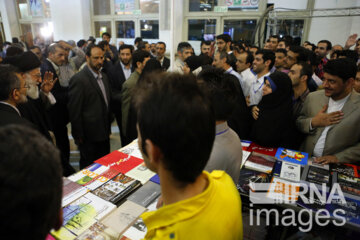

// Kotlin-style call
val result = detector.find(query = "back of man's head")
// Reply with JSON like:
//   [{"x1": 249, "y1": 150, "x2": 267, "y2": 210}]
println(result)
[
  {"x1": 134, "y1": 73, "x2": 215, "y2": 184},
  {"x1": 0, "y1": 125, "x2": 63, "y2": 240},
  {"x1": 132, "y1": 50, "x2": 150, "y2": 68},
  {"x1": 198, "y1": 67, "x2": 237, "y2": 121},
  {"x1": 324, "y1": 58, "x2": 357, "y2": 82},
  {"x1": 338, "y1": 49, "x2": 359, "y2": 63},
  {"x1": 216, "y1": 34, "x2": 232, "y2": 43},
  {"x1": 177, "y1": 42, "x2": 192, "y2": 53},
  {"x1": 256, "y1": 49, "x2": 275, "y2": 70},
  {"x1": 134, "y1": 37, "x2": 143, "y2": 46}
]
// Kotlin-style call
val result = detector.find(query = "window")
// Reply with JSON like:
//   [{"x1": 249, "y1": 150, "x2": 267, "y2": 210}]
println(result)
[
  {"x1": 116, "y1": 21, "x2": 135, "y2": 38},
  {"x1": 188, "y1": 19, "x2": 216, "y2": 41},
  {"x1": 17, "y1": 0, "x2": 30, "y2": 19},
  {"x1": 17, "y1": 0, "x2": 51, "y2": 18},
  {"x1": 140, "y1": 20, "x2": 159, "y2": 39},
  {"x1": 93, "y1": 0, "x2": 111, "y2": 15},
  {"x1": 94, "y1": 21, "x2": 112, "y2": 38},
  {"x1": 189, "y1": 0, "x2": 217, "y2": 12},
  {"x1": 223, "y1": 19, "x2": 257, "y2": 42},
  {"x1": 140, "y1": 0, "x2": 159, "y2": 14},
  {"x1": 277, "y1": 19, "x2": 304, "y2": 43}
]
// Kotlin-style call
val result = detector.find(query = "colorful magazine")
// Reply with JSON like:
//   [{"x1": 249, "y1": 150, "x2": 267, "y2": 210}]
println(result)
[
  {"x1": 275, "y1": 148, "x2": 308, "y2": 165},
  {"x1": 95, "y1": 151, "x2": 143, "y2": 174},
  {"x1": 244, "y1": 151, "x2": 277, "y2": 174}
]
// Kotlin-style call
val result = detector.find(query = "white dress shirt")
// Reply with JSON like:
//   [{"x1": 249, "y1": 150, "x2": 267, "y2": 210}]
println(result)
[
  {"x1": 225, "y1": 66, "x2": 242, "y2": 85},
  {"x1": 312, "y1": 94, "x2": 350, "y2": 157},
  {"x1": 120, "y1": 61, "x2": 132, "y2": 80},
  {"x1": 249, "y1": 72, "x2": 270, "y2": 106},
  {"x1": 240, "y1": 68, "x2": 256, "y2": 98}
]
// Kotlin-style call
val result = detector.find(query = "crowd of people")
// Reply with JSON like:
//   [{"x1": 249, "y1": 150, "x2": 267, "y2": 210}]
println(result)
[{"x1": 0, "y1": 31, "x2": 360, "y2": 239}]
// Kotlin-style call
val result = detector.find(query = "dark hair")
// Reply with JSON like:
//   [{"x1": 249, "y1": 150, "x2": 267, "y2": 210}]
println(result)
[
  {"x1": 270, "y1": 35, "x2": 280, "y2": 42},
  {"x1": 243, "y1": 51, "x2": 254, "y2": 65},
  {"x1": 157, "y1": 41, "x2": 166, "y2": 49},
  {"x1": 0, "y1": 125, "x2": 62, "y2": 240},
  {"x1": 323, "y1": 58, "x2": 357, "y2": 82},
  {"x1": 184, "y1": 55, "x2": 203, "y2": 72},
  {"x1": 132, "y1": 50, "x2": 150, "y2": 68},
  {"x1": 97, "y1": 40, "x2": 109, "y2": 50},
  {"x1": 138, "y1": 58, "x2": 162, "y2": 85},
  {"x1": 119, "y1": 44, "x2": 134, "y2": 53},
  {"x1": 137, "y1": 41, "x2": 149, "y2": 51},
  {"x1": 307, "y1": 50, "x2": 321, "y2": 67},
  {"x1": 77, "y1": 39, "x2": 87, "y2": 48},
  {"x1": 201, "y1": 40, "x2": 211, "y2": 47},
  {"x1": 279, "y1": 39, "x2": 291, "y2": 48},
  {"x1": 6, "y1": 46, "x2": 24, "y2": 57},
  {"x1": 198, "y1": 67, "x2": 237, "y2": 120},
  {"x1": 357, "y1": 65, "x2": 360, "y2": 73},
  {"x1": 338, "y1": 50, "x2": 359, "y2": 63},
  {"x1": 29, "y1": 45, "x2": 41, "y2": 51},
  {"x1": 216, "y1": 34, "x2": 232, "y2": 43},
  {"x1": 275, "y1": 48, "x2": 287, "y2": 55},
  {"x1": 177, "y1": 42, "x2": 192, "y2": 53},
  {"x1": 0, "y1": 65, "x2": 21, "y2": 101},
  {"x1": 134, "y1": 73, "x2": 215, "y2": 184},
  {"x1": 318, "y1": 40, "x2": 332, "y2": 51},
  {"x1": 255, "y1": 49, "x2": 275, "y2": 70},
  {"x1": 295, "y1": 62, "x2": 312, "y2": 82},
  {"x1": 134, "y1": 37, "x2": 143, "y2": 45},
  {"x1": 217, "y1": 50, "x2": 232, "y2": 65},
  {"x1": 85, "y1": 44, "x2": 104, "y2": 57},
  {"x1": 250, "y1": 45, "x2": 259, "y2": 50},
  {"x1": 289, "y1": 45, "x2": 308, "y2": 62},
  {"x1": 283, "y1": 35, "x2": 293, "y2": 45},
  {"x1": 101, "y1": 32, "x2": 111, "y2": 38}
]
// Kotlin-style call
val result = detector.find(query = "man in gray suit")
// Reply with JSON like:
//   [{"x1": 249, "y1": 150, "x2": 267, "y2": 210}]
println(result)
[
  {"x1": 296, "y1": 58, "x2": 359, "y2": 164},
  {"x1": 68, "y1": 44, "x2": 111, "y2": 169}
]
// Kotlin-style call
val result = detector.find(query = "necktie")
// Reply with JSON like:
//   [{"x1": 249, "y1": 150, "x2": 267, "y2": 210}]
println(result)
[{"x1": 97, "y1": 75, "x2": 108, "y2": 107}]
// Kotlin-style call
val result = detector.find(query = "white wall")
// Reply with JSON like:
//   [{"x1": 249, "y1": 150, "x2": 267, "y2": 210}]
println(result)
[
  {"x1": 50, "y1": 0, "x2": 91, "y2": 41},
  {"x1": 308, "y1": 0, "x2": 360, "y2": 46},
  {"x1": 0, "y1": 0, "x2": 20, "y2": 41},
  {"x1": 268, "y1": 0, "x2": 308, "y2": 10}
]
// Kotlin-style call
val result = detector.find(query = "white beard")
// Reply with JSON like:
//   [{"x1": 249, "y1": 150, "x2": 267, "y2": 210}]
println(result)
[{"x1": 27, "y1": 83, "x2": 39, "y2": 99}]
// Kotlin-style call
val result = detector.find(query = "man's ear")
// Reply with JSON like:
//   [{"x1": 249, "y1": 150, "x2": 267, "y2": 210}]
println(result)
[
  {"x1": 346, "y1": 77, "x2": 355, "y2": 88},
  {"x1": 145, "y1": 139, "x2": 162, "y2": 168},
  {"x1": 265, "y1": 59, "x2": 271, "y2": 68},
  {"x1": 300, "y1": 75, "x2": 308, "y2": 84}
]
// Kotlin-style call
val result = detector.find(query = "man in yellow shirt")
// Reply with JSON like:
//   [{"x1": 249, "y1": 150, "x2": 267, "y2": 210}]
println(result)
[{"x1": 134, "y1": 72, "x2": 243, "y2": 240}]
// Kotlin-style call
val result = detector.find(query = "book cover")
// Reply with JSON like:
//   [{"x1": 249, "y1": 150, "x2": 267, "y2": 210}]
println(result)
[
  {"x1": 241, "y1": 140, "x2": 252, "y2": 151},
  {"x1": 92, "y1": 173, "x2": 141, "y2": 204},
  {"x1": 101, "y1": 201, "x2": 146, "y2": 237},
  {"x1": 76, "y1": 222, "x2": 119, "y2": 240},
  {"x1": 119, "y1": 140, "x2": 144, "y2": 160},
  {"x1": 68, "y1": 163, "x2": 109, "y2": 186},
  {"x1": 127, "y1": 181, "x2": 162, "y2": 207},
  {"x1": 125, "y1": 163, "x2": 156, "y2": 184},
  {"x1": 247, "y1": 142, "x2": 277, "y2": 156},
  {"x1": 84, "y1": 168, "x2": 120, "y2": 191},
  {"x1": 237, "y1": 168, "x2": 271, "y2": 194},
  {"x1": 333, "y1": 172, "x2": 360, "y2": 196},
  {"x1": 304, "y1": 166, "x2": 330, "y2": 186},
  {"x1": 267, "y1": 177, "x2": 300, "y2": 204},
  {"x1": 95, "y1": 151, "x2": 143, "y2": 174},
  {"x1": 331, "y1": 163, "x2": 360, "y2": 177},
  {"x1": 244, "y1": 151, "x2": 277, "y2": 174},
  {"x1": 241, "y1": 150, "x2": 251, "y2": 169},
  {"x1": 272, "y1": 160, "x2": 282, "y2": 177},
  {"x1": 326, "y1": 193, "x2": 360, "y2": 227},
  {"x1": 62, "y1": 178, "x2": 88, "y2": 207},
  {"x1": 52, "y1": 193, "x2": 116, "y2": 238},
  {"x1": 296, "y1": 185, "x2": 329, "y2": 211},
  {"x1": 150, "y1": 174, "x2": 160, "y2": 185},
  {"x1": 280, "y1": 162, "x2": 301, "y2": 182},
  {"x1": 121, "y1": 217, "x2": 147, "y2": 240},
  {"x1": 275, "y1": 148, "x2": 308, "y2": 166},
  {"x1": 308, "y1": 157, "x2": 329, "y2": 170}
]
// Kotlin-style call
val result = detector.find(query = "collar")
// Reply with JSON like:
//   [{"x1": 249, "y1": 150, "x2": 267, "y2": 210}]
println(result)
[
  {"x1": 47, "y1": 58, "x2": 59, "y2": 72},
  {"x1": 87, "y1": 64, "x2": 102, "y2": 80},
  {"x1": 0, "y1": 101, "x2": 21, "y2": 116},
  {"x1": 141, "y1": 171, "x2": 213, "y2": 232},
  {"x1": 300, "y1": 88, "x2": 310, "y2": 101},
  {"x1": 120, "y1": 61, "x2": 131, "y2": 71},
  {"x1": 256, "y1": 72, "x2": 270, "y2": 82},
  {"x1": 216, "y1": 122, "x2": 229, "y2": 136},
  {"x1": 329, "y1": 93, "x2": 351, "y2": 105},
  {"x1": 225, "y1": 67, "x2": 233, "y2": 74}
]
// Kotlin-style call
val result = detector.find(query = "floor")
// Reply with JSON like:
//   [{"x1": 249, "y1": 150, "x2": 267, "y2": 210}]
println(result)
[{"x1": 68, "y1": 121, "x2": 122, "y2": 172}]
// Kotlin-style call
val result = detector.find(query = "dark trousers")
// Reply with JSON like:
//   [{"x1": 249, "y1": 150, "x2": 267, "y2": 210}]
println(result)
[
  {"x1": 79, "y1": 139, "x2": 110, "y2": 169},
  {"x1": 53, "y1": 125, "x2": 75, "y2": 176}
]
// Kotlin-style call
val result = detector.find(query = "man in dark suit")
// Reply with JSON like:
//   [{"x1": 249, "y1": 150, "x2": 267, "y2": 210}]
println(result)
[
  {"x1": 102, "y1": 32, "x2": 118, "y2": 63},
  {"x1": 40, "y1": 43, "x2": 71, "y2": 173},
  {"x1": 68, "y1": 44, "x2": 111, "y2": 169},
  {"x1": 156, "y1": 41, "x2": 170, "y2": 70},
  {"x1": 108, "y1": 44, "x2": 134, "y2": 143},
  {"x1": 0, "y1": 64, "x2": 35, "y2": 129}
]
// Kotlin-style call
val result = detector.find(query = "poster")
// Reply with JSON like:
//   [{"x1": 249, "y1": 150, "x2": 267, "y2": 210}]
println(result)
[
  {"x1": 226, "y1": 0, "x2": 259, "y2": 9},
  {"x1": 30, "y1": 0, "x2": 43, "y2": 17},
  {"x1": 115, "y1": 0, "x2": 135, "y2": 13}
]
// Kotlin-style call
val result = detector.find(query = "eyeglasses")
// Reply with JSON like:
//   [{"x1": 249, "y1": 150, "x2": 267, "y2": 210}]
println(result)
[{"x1": 30, "y1": 73, "x2": 42, "y2": 79}]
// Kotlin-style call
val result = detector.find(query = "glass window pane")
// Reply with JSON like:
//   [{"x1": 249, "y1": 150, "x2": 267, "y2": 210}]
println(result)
[
  {"x1": 116, "y1": 21, "x2": 135, "y2": 38},
  {"x1": 224, "y1": 20, "x2": 257, "y2": 42},
  {"x1": 94, "y1": 21, "x2": 112, "y2": 38},
  {"x1": 188, "y1": 19, "x2": 216, "y2": 41},
  {"x1": 115, "y1": 0, "x2": 135, "y2": 15},
  {"x1": 277, "y1": 20, "x2": 304, "y2": 43},
  {"x1": 189, "y1": 0, "x2": 217, "y2": 12},
  {"x1": 227, "y1": 0, "x2": 259, "y2": 11},
  {"x1": 30, "y1": 0, "x2": 44, "y2": 17},
  {"x1": 21, "y1": 24, "x2": 32, "y2": 36},
  {"x1": 140, "y1": 0, "x2": 159, "y2": 14},
  {"x1": 44, "y1": 0, "x2": 51, "y2": 18},
  {"x1": 93, "y1": 0, "x2": 111, "y2": 15},
  {"x1": 140, "y1": 20, "x2": 159, "y2": 39},
  {"x1": 17, "y1": 0, "x2": 29, "y2": 19}
]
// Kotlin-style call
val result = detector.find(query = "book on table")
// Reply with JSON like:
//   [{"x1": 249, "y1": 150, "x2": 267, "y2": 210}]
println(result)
[
  {"x1": 96, "y1": 151, "x2": 144, "y2": 174},
  {"x1": 275, "y1": 148, "x2": 308, "y2": 166},
  {"x1": 127, "y1": 181, "x2": 162, "y2": 207},
  {"x1": 62, "y1": 177, "x2": 88, "y2": 207},
  {"x1": 244, "y1": 151, "x2": 277, "y2": 174}
]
